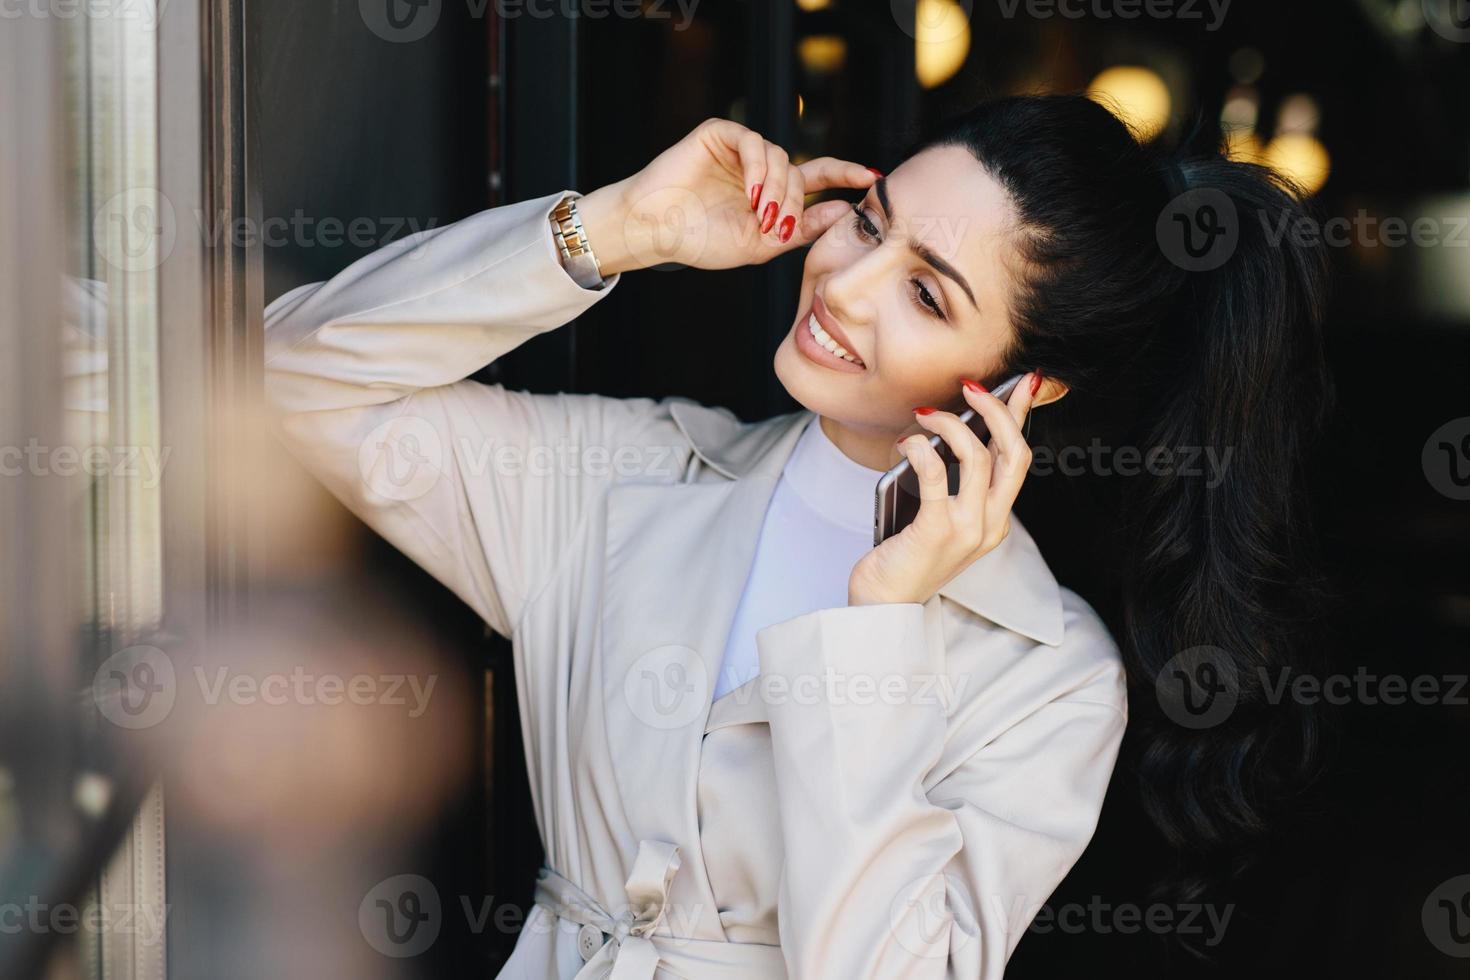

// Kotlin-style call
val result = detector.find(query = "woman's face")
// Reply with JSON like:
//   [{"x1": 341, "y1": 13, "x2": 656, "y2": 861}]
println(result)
[{"x1": 774, "y1": 145, "x2": 1024, "y2": 435}]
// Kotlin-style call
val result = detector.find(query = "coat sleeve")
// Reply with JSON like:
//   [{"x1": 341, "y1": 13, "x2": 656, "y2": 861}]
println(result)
[
  {"x1": 755, "y1": 602, "x2": 1126, "y2": 979},
  {"x1": 264, "y1": 190, "x2": 673, "y2": 637}
]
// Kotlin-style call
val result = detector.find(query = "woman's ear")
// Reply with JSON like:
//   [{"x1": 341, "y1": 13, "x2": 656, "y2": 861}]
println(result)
[{"x1": 1033, "y1": 376, "x2": 1069, "y2": 408}]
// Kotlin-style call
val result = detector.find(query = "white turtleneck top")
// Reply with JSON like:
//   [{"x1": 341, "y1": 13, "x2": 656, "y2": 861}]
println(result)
[{"x1": 713, "y1": 415, "x2": 887, "y2": 700}]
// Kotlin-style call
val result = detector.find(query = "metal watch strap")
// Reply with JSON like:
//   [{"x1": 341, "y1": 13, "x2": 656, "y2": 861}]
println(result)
[{"x1": 549, "y1": 194, "x2": 606, "y2": 290}]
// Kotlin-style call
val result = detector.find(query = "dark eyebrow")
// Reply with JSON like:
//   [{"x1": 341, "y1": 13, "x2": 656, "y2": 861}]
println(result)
[{"x1": 871, "y1": 176, "x2": 979, "y2": 313}]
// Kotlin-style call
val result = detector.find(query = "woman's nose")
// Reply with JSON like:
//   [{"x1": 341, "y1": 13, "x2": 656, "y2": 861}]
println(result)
[{"x1": 821, "y1": 249, "x2": 883, "y2": 327}]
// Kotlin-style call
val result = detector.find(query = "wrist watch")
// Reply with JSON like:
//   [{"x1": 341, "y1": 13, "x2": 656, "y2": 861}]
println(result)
[{"x1": 549, "y1": 194, "x2": 607, "y2": 290}]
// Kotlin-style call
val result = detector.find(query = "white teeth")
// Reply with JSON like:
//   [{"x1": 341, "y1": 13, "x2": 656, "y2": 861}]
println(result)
[{"x1": 808, "y1": 312, "x2": 862, "y2": 365}]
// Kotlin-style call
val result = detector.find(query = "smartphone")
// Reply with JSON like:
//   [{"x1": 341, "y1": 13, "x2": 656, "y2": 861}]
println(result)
[{"x1": 873, "y1": 373, "x2": 1027, "y2": 546}]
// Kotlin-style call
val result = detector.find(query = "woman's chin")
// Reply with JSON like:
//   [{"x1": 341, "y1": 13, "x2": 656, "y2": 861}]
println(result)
[
  {"x1": 772, "y1": 333, "x2": 822, "y2": 413},
  {"x1": 773, "y1": 332, "x2": 860, "y2": 421}
]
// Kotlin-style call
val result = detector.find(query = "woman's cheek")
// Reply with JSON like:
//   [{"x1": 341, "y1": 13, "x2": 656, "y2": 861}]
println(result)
[
  {"x1": 877, "y1": 329, "x2": 953, "y2": 403},
  {"x1": 803, "y1": 232, "x2": 843, "y2": 275}
]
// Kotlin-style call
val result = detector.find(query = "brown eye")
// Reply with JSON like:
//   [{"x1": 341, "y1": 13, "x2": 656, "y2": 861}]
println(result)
[
  {"x1": 850, "y1": 203, "x2": 879, "y2": 241},
  {"x1": 912, "y1": 279, "x2": 945, "y2": 320}
]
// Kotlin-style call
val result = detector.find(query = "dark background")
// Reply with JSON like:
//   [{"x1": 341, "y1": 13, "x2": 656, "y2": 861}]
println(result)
[{"x1": 249, "y1": 0, "x2": 1470, "y2": 975}]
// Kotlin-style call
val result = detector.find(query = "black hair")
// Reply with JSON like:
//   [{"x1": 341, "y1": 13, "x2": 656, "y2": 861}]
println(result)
[{"x1": 902, "y1": 94, "x2": 1332, "y2": 943}]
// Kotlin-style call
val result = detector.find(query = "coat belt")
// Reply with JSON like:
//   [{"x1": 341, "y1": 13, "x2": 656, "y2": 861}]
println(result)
[{"x1": 532, "y1": 839, "x2": 787, "y2": 980}]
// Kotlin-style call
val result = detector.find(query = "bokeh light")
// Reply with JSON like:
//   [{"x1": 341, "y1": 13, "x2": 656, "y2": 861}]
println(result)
[
  {"x1": 914, "y1": 0, "x2": 971, "y2": 89},
  {"x1": 1087, "y1": 65, "x2": 1171, "y2": 141},
  {"x1": 1263, "y1": 132, "x2": 1331, "y2": 195}
]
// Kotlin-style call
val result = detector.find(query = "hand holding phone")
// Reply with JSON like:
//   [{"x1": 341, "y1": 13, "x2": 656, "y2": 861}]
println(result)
[
  {"x1": 873, "y1": 373, "x2": 1028, "y2": 547},
  {"x1": 851, "y1": 371, "x2": 1040, "y2": 607}
]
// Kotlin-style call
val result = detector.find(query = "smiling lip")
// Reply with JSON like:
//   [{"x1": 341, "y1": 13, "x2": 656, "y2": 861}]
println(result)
[
  {"x1": 796, "y1": 311, "x2": 865, "y2": 372},
  {"x1": 811, "y1": 293, "x2": 863, "y2": 365}
]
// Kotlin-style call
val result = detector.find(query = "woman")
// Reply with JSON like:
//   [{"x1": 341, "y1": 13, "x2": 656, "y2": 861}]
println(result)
[{"x1": 264, "y1": 95, "x2": 1328, "y2": 977}]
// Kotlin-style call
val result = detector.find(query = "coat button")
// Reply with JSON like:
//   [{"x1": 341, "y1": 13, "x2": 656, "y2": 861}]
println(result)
[{"x1": 576, "y1": 923, "x2": 604, "y2": 961}]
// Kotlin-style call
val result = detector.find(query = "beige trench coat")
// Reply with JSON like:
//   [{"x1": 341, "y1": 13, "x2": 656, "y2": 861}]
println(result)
[{"x1": 264, "y1": 190, "x2": 1128, "y2": 979}]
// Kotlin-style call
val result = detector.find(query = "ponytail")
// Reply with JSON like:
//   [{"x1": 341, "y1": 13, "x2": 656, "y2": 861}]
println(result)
[{"x1": 1122, "y1": 154, "x2": 1332, "y2": 884}]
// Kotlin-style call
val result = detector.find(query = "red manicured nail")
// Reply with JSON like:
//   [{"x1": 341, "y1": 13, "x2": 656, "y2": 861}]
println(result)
[
  {"x1": 760, "y1": 200, "x2": 778, "y2": 234},
  {"x1": 777, "y1": 214, "x2": 796, "y2": 243},
  {"x1": 866, "y1": 167, "x2": 884, "y2": 178},
  {"x1": 913, "y1": 406, "x2": 938, "y2": 415},
  {"x1": 1029, "y1": 371, "x2": 1043, "y2": 397},
  {"x1": 750, "y1": 183, "x2": 762, "y2": 210},
  {"x1": 961, "y1": 378, "x2": 986, "y2": 393}
]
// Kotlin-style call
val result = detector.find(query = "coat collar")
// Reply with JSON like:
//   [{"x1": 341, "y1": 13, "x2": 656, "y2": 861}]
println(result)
[{"x1": 667, "y1": 399, "x2": 1066, "y2": 647}]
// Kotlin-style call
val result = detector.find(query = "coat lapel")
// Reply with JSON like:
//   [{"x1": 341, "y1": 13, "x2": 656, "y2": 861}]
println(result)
[
  {"x1": 598, "y1": 403, "x2": 808, "y2": 938},
  {"x1": 934, "y1": 517, "x2": 1065, "y2": 646}
]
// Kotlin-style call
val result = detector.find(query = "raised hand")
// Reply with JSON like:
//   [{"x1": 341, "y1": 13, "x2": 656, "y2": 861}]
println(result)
[
  {"x1": 848, "y1": 374, "x2": 1042, "y2": 607},
  {"x1": 577, "y1": 117, "x2": 879, "y2": 275}
]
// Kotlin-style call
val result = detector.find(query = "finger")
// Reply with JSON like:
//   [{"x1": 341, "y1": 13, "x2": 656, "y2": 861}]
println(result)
[
  {"x1": 913, "y1": 407, "x2": 991, "y2": 514},
  {"x1": 897, "y1": 434, "x2": 949, "y2": 503},
  {"x1": 781, "y1": 199, "x2": 851, "y2": 248},
  {"x1": 796, "y1": 156, "x2": 881, "y2": 193},
  {"x1": 697, "y1": 116, "x2": 750, "y2": 150},
  {"x1": 961, "y1": 382, "x2": 1029, "y2": 471},
  {"x1": 737, "y1": 128, "x2": 768, "y2": 211},
  {"x1": 1003, "y1": 370, "x2": 1040, "y2": 428},
  {"x1": 755, "y1": 143, "x2": 789, "y2": 236},
  {"x1": 775, "y1": 164, "x2": 806, "y2": 244},
  {"x1": 983, "y1": 440, "x2": 1030, "y2": 549},
  {"x1": 960, "y1": 386, "x2": 1034, "y2": 534}
]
